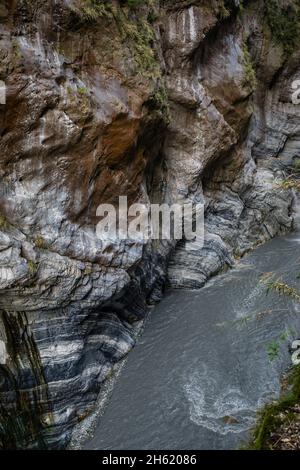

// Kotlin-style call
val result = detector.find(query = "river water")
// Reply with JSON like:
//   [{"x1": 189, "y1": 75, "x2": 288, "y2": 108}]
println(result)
[{"x1": 84, "y1": 232, "x2": 300, "y2": 450}]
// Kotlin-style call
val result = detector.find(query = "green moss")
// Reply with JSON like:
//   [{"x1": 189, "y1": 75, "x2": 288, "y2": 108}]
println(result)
[
  {"x1": 0, "y1": 213, "x2": 9, "y2": 230},
  {"x1": 241, "y1": 42, "x2": 257, "y2": 91},
  {"x1": 71, "y1": 0, "x2": 154, "y2": 22},
  {"x1": 145, "y1": 82, "x2": 170, "y2": 123},
  {"x1": 248, "y1": 365, "x2": 300, "y2": 449},
  {"x1": 77, "y1": 86, "x2": 89, "y2": 96},
  {"x1": 265, "y1": 0, "x2": 300, "y2": 56},
  {"x1": 27, "y1": 260, "x2": 38, "y2": 276},
  {"x1": 113, "y1": 9, "x2": 159, "y2": 79},
  {"x1": 70, "y1": 0, "x2": 113, "y2": 22},
  {"x1": 34, "y1": 236, "x2": 48, "y2": 250},
  {"x1": 70, "y1": 1, "x2": 160, "y2": 80}
]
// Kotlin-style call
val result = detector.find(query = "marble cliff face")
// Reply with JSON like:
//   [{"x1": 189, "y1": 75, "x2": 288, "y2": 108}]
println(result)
[{"x1": 0, "y1": 0, "x2": 299, "y2": 448}]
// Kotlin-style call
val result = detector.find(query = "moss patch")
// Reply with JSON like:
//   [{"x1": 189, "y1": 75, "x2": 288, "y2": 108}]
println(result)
[
  {"x1": 68, "y1": 1, "x2": 161, "y2": 80},
  {"x1": 69, "y1": 0, "x2": 113, "y2": 22},
  {"x1": 34, "y1": 236, "x2": 48, "y2": 250},
  {"x1": 265, "y1": 0, "x2": 300, "y2": 56},
  {"x1": 241, "y1": 42, "x2": 257, "y2": 91},
  {"x1": 113, "y1": 6, "x2": 160, "y2": 79},
  {"x1": 0, "y1": 213, "x2": 9, "y2": 230}
]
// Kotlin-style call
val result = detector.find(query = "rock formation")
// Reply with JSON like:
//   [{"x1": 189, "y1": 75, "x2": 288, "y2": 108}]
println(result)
[{"x1": 0, "y1": 0, "x2": 299, "y2": 449}]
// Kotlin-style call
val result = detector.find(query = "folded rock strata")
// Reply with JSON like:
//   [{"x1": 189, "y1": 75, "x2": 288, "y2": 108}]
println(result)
[{"x1": 0, "y1": 0, "x2": 299, "y2": 448}]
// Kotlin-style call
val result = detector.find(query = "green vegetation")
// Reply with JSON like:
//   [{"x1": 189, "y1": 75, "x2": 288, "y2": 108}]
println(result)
[
  {"x1": 27, "y1": 260, "x2": 38, "y2": 276},
  {"x1": 70, "y1": 0, "x2": 113, "y2": 22},
  {"x1": 267, "y1": 340, "x2": 280, "y2": 361},
  {"x1": 113, "y1": 8, "x2": 159, "y2": 79},
  {"x1": 293, "y1": 159, "x2": 300, "y2": 174},
  {"x1": 266, "y1": 328, "x2": 296, "y2": 362},
  {"x1": 34, "y1": 236, "x2": 48, "y2": 250},
  {"x1": 70, "y1": 0, "x2": 154, "y2": 22},
  {"x1": 249, "y1": 364, "x2": 300, "y2": 449},
  {"x1": 265, "y1": 278, "x2": 300, "y2": 302},
  {"x1": 280, "y1": 328, "x2": 296, "y2": 342},
  {"x1": 247, "y1": 274, "x2": 300, "y2": 449},
  {"x1": 70, "y1": 1, "x2": 160, "y2": 79},
  {"x1": 0, "y1": 213, "x2": 9, "y2": 230},
  {"x1": 77, "y1": 86, "x2": 89, "y2": 96},
  {"x1": 217, "y1": 0, "x2": 244, "y2": 20},
  {"x1": 277, "y1": 178, "x2": 300, "y2": 191},
  {"x1": 145, "y1": 83, "x2": 170, "y2": 122},
  {"x1": 265, "y1": 0, "x2": 300, "y2": 56},
  {"x1": 241, "y1": 42, "x2": 257, "y2": 91},
  {"x1": 218, "y1": 3, "x2": 231, "y2": 19}
]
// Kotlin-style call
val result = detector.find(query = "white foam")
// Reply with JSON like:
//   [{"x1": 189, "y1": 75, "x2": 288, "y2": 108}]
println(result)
[{"x1": 184, "y1": 367, "x2": 256, "y2": 434}]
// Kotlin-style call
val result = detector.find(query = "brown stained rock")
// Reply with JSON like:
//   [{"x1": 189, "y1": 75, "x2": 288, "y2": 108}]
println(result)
[{"x1": 0, "y1": 0, "x2": 299, "y2": 449}]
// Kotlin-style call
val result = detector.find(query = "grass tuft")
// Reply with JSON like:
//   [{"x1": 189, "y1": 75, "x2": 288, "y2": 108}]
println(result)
[{"x1": 248, "y1": 365, "x2": 300, "y2": 449}]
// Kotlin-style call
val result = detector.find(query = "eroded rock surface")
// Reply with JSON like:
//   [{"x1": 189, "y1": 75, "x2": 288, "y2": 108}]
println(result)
[{"x1": 0, "y1": 0, "x2": 299, "y2": 448}]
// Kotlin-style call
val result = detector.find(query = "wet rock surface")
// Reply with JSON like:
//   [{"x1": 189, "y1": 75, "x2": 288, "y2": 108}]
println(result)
[{"x1": 0, "y1": 0, "x2": 299, "y2": 448}]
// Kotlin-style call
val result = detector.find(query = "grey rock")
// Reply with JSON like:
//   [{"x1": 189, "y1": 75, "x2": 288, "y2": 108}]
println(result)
[{"x1": 0, "y1": 0, "x2": 299, "y2": 449}]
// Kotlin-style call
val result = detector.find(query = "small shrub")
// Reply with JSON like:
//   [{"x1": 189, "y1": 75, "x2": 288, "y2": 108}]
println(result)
[
  {"x1": 145, "y1": 83, "x2": 170, "y2": 122},
  {"x1": 147, "y1": 10, "x2": 158, "y2": 23}
]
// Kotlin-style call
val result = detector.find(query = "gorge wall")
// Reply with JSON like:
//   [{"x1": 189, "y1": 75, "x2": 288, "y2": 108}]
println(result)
[{"x1": 0, "y1": 0, "x2": 299, "y2": 449}]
